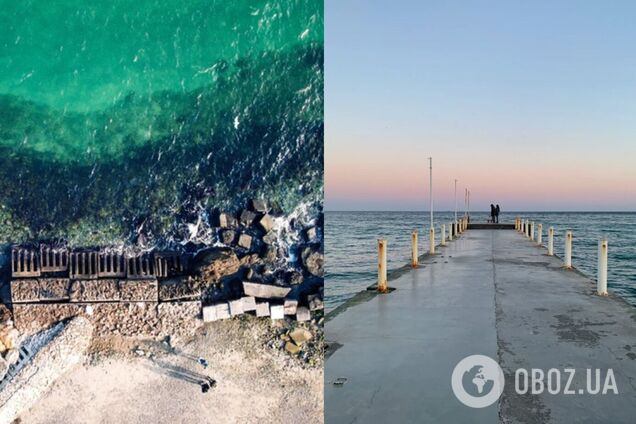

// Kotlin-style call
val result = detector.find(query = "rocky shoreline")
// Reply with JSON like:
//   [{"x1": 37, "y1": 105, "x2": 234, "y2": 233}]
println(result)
[{"x1": 0, "y1": 199, "x2": 324, "y2": 389}]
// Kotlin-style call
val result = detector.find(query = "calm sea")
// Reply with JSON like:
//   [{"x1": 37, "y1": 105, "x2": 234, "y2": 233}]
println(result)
[{"x1": 325, "y1": 211, "x2": 636, "y2": 311}]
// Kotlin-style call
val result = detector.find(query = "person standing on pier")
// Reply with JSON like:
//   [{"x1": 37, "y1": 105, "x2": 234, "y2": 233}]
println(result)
[
  {"x1": 490, "y1": 204, "x2": 496, "y2": 223},
  {"x1": 495, "y1": 204, "x2": 500, "y2": 223}
]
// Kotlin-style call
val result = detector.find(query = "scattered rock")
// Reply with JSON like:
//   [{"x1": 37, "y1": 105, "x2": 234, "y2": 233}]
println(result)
[
  {"x1": 286, "y1": 270, "x2": 304, "y2": 286},
  {"x1": 308, "y1": 294, "x2": 324, "y2": 311},
  {"x1": 306, "y1": 227, "x2": 317, "y2": 242},
  {"x1": 238, "y1": 234, "x2": 252, "y2": 249},
  {"x1": 0, "y1": 325, "x2": 20, "y2": 351},
  {"x1": 192, "y1": 248, "x2": 240, "y2": 282},
  {"x1": 0, "y1": 305, "x2": 12, "y2": 323},
  {"x1": 296, "y1": 307, "x2": 311, "y2": 322},
  {"x1": 240, "y1": 253, "x2": 261, "y2": 267},
  {"x1": 240, "y1": 210, "x2": 257, "y2": 227},
  {"x1": 0, "y1": 356, "x2": 8, "y2": 381},
  {"x1": 290, "y1": 328, "x2": 313, "y2": 345},
  {"x1": 262, "y1": 246, "x2": 278, "y2": 264},
  {"x1": 221, "y1": 230, "x2": 236, "y2": 245},
  {"x1": 285, "y1": 341, "x2": 301, "y2": 354},
  {"x1": 251, "y1": 199, "x2": 268, "y2": 213},
  {"x1": 218, "y1": 212, "x2": 238, "y2": 229},
  {"x1": 4, "y1": 348, "x2": 19, "y2": 365},
  {"x1": 262, "y1": 231, "x2": 277, "y2": 245},
  {"x1": 301, "y1": 248, "x2": 324, "y2": 277}
]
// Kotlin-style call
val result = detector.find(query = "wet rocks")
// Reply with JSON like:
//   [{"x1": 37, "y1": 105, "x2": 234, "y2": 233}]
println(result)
[
  {"x1": 218, "y1": 212, "x2": 238, "y2": 229},
  {"x1": 251, "y1": 199, "x2": 268, "y2": 213},
  {"x1": 301, "y1": 247, "x2": 324, "y2": 277},
  {"x1": 192, "y1": 248, "x2": 240, "y2": 282},
  {"x1": 239, "y1": 210, "x2": 257, "y2": 227},
  {"x1": 220, "y1": 230, "x2": 236, "y2": 245},
  {"x1": 262, "y1": 231, "x2": 277, "y2": 245}
]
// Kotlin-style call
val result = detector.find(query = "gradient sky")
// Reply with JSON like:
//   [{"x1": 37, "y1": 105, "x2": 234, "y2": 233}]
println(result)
[{"x1": 325, "y1": 0, "x2": 636, "y2": 211}]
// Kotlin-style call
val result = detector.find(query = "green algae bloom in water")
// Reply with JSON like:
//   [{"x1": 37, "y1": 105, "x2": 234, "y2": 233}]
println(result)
[{"x1": 0, "y1": 0, "x2": 324, "y2": 246}]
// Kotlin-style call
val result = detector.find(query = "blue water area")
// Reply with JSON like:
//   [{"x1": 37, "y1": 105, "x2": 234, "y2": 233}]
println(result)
[
  {"x1": 325, "y1": 211, "x2": 636, "y2": 311},
  {"x1": 0, "y1": 1, "x2": 323, "y2": 248}
]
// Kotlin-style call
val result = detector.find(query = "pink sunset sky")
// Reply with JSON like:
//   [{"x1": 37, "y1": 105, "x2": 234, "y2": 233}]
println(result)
[{"x1": 325, "y1": 1, "x2": 636, "y2": 211}]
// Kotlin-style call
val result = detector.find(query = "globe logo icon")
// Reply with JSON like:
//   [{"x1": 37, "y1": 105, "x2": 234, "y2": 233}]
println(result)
[
  {"x1": 462, "y1": 365, "x2": 495, "y2": 397},
  {"x1": 451, "y1": 355, "x2": 505, "y2": 408}
]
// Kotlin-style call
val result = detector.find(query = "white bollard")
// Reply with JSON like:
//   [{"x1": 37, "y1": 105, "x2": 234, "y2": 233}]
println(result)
[
  {"x1": 411, "y1": 231, "x2": 418, "y2": 268},
  {"x1": 537, "y1": 223, "x2": 542, "y2": 245},
  {"x1": 441, "y1": 224, "x2": 446, "y2": 246},
  {"x1": 548, "y1": 227, "x2": 554, "y2": 256},
  {"x1": 530, "y1": 221, "x2": 535, "y2": 241},
  {"x1": 564, "y1": 231, "x2": 572, "y2": 269},
  {"x1": 378, "y1": 239, "x2": 388, "y2": 293},
  {"x1": 597, "y1": 239, "x2": 608, "y2": 296},
  {"x1": 448, "y1": 222, "x2": 453, "y2": 241},
  {"x1": 429, "y1": 227, "x2": 435, "y2": 254}
]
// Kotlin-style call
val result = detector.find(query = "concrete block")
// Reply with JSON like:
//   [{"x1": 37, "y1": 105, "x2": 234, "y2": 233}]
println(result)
[
  {"x1": 215, "y1": 302, "x2": 231, "y2": 320},
  {"x1": 243, "y1": 282, "x2": 291, "y2": 299},
  {"x1": 255, "y1": 302, "x2": 270, "y2": 317},
  {"x1": 296, "y1": 306, "x2": 311, "y2": 322},
  {"x1": 238, "y1": 234, "x2": 252, "y2": 249},
  {"x1": 202, "y1": 305, "x2": 217, "y2": 322},
  {"x1": 258, "y1": 214, "x2": 274, "y2": 232},
  {"x1": 241, "y1": 296, "x2": 257, "y2": 312},
  {"x1": 228, "y1": 299, "x2": 244, "y2": 316},
  {"x1": 270, "y1": 304, "x2": 285, "y2": 320},
  {"x1": 251, "y1": 199, "x2": 268, "y2": 212},
  {"x1": 284, "y1": 299, "x2": 298, "y2": 315}
]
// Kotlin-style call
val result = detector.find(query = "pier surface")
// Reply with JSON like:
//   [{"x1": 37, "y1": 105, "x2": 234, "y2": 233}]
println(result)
[{"x1": 325, "y1": 229, "x2": 636, "y2": 423}]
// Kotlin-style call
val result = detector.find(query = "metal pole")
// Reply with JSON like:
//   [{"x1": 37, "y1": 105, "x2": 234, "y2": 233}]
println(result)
[
  {"x1": 548, "y1": 227, "x2": 554, "y2": 255},
  {"x1": 429, "y1": 227, "x2": 435, "y2": 254},
  {"x1": 429, "y1": 157, "x2": 433, "y2": 230},
  {"x1": 441, "y1": 224, "x2": 446, "y2": 246},
  {"x1": 537, "y1": 223, "x2": 543, "y2": 245},
  {"x1": 467, "y1": 190, "x2": 470, "y2": 222},
  {"x1": 454, "y1": 179, "x2": 458, "y2": 224}
]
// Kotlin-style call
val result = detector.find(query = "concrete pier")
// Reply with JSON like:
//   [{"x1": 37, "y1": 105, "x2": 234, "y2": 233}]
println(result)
[{"x1": 325, "y1": 229, "x2": 636, "y2": 423}]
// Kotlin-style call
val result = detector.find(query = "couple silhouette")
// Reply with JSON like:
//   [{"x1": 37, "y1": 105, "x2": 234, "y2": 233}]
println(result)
[{"x1": 490, "y1": 204, "x2": 500, "y2": 223}]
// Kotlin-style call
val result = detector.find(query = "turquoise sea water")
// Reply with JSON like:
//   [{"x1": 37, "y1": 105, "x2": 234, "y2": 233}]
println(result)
[
  {"x1": 325, "y1": 211, "x2": 636, "y2": 311},
  {"x1": 0, "y1": 0, "x2": 323, "y2": 247}
]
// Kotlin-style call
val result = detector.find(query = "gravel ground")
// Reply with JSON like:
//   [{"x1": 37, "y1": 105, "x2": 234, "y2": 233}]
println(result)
[{"x1": 17, "y1": 316, "x2": 323, "y2": 424}]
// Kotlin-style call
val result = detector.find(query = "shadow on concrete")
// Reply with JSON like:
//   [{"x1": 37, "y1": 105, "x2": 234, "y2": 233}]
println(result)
[{"x1": 146, "y1": 358, "x2": 215, "y2": 390}]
